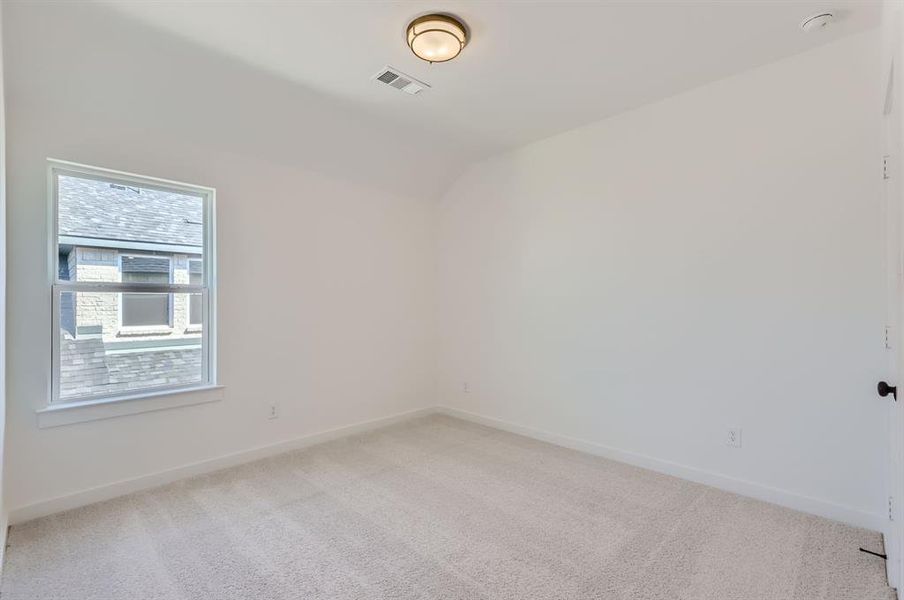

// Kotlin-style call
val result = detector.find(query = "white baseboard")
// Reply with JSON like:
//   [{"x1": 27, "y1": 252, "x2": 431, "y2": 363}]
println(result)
[
  {"x1": 436, "y1": 406, "x2": 885, "y2": 532},
  {"x1": 8, "y1": 407, "x2": 436, "y2": 525}
]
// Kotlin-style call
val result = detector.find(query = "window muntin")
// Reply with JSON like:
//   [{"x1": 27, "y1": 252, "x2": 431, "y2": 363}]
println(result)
[{"x1": 51, "y1": 162, "x2": 215, "y2": 404}]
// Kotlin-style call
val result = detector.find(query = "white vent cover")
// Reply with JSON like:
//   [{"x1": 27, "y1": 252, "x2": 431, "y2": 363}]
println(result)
[{"x1": 372, "y1": 66, "x2": 430, "y2": 95}]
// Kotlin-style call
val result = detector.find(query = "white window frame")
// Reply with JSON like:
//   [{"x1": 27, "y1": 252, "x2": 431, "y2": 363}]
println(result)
[
  {"x1": 117, "y1": 253, "x2": 174, "y2": 332},
  {"x1": 47, "y1": 159, "x2": 218, "y2": 410}
]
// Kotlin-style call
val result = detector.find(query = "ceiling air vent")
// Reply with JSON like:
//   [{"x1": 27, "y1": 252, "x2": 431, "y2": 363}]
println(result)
[{"x1": 372, "y1": 66, "x2": 430, "y2": 95}]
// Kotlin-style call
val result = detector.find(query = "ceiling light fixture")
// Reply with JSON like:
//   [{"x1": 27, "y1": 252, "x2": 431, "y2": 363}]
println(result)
[{"x1": 406, "y1": 14, "x2": 468, "y2": 63}]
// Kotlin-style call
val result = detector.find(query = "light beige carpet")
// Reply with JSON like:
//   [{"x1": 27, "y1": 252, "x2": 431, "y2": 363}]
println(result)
[{"x1": 1, "y1": 414, "x2": 895, "y2": 599}]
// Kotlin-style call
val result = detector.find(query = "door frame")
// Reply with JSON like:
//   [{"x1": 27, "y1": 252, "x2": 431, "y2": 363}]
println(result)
[{"x1": 882, "y1": 1, "x2": 904, "y2": 590}]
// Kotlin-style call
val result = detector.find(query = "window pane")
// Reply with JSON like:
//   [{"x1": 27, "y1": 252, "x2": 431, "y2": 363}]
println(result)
[
  {"x1": 122, "y1": 293, "x2": 170, "y2": 327},
  {"x1": 59, "y1": 291, "x2": 203, "y2": 401},
  {"x1": 57, "y1": 174, "x2": 203, "y2": 283},
  {"x1": 189, "y1": 294, "x2": 203, "y2": 325},
  {"x1": 121, "y1": 255, "x2": 170, "y2": 280},
  {"x1": 120, "y1": 254, "x2": 171, "y2": 327},
  {"x1": 188, "y1": 258, "x2": 203, "y2": 283},
  {"x1": 189, "y1": 259, "x2": 203, "y2": 325}
]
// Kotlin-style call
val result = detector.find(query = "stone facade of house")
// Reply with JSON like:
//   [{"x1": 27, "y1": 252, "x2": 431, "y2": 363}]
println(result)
[
  {"x1": 58, "y1": 246, "x2": 204, "y2": 400},
  {"x1": 66, "y1": 247, "x2": 201, "y2": 342}
]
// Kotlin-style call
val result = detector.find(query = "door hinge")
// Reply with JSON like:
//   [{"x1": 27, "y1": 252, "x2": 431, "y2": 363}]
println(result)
[
  {"x1": 886, "y1": 325, "x2": 894, "y2": 350},
  {"x1": 884, "y1": 155, "x2": 892, "y2": 180},
  {"x1": 890, "y1": 496, "x2": 895, "y2": 521}
]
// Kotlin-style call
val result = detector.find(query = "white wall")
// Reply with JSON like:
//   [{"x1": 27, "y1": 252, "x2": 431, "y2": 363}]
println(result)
[
  {"x1": 3, "y1": 3, "x2": 435, "y2": 515},
  {"x1": 437, "y1": 31, "x2": 887, "y2": 528},
  {"x1": 0, "y1": 0, "x2": 8, "y2": 563}
]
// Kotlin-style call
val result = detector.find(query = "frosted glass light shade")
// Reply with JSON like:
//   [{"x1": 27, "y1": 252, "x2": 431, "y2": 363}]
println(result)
[{"x1": 406, "y1": 14, "x2": 467, "y2": 63}]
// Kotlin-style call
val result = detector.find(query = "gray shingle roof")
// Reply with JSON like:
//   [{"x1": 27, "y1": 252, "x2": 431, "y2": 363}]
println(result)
[
  {"x1": 59, "y1": 333, "x2": 202, "y2": 400},
  {"x1": 58, "y1": 175, "x2": 203, "y2": 247},
  {"x1": 121, "y1": 255, "x2": 171, "y2": 273}
]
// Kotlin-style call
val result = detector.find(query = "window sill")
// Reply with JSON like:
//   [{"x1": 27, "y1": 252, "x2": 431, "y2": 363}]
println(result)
[
  {"x1": 37, "y1": 385, "x2": 224, "y2": 428},
  {"x1": 117, "y1": 327, "x2": 173, "y2": 337}
]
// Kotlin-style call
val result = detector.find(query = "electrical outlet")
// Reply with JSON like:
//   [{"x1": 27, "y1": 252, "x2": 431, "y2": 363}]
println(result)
[
  {"x1": 463, "y1": 382, "x2": 470, "y2": 394},
  {"x1": 268, "y1": 403, "x2": 279, "y2": 420},
  {"x1": 726, "y1": 427, "x2": 742, "y2": 448}
]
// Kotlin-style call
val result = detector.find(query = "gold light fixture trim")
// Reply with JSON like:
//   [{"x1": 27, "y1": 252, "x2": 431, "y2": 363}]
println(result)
[{"x1": 406, "y1": 14, "x2": 468, "y2": 63}]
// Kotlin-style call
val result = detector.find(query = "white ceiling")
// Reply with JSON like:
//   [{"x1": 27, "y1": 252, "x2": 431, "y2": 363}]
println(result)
[
  {"x1": 104, "y1": 0, "x2": 881, "y2": 159},
  {"x1": 5, "y1": 1, "x2": 882, "y2": 199}
]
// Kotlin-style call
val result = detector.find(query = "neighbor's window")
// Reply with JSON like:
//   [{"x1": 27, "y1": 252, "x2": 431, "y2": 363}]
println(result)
[
  {"x1": 52, "y1": 162, "x2": 216, "y2": 404},
  {"x1": 120, "y1": 255, "x2": 172, "y2": 328},
  {"x1": 188, "y1": 259, "x2": 203, "y2": 326}
]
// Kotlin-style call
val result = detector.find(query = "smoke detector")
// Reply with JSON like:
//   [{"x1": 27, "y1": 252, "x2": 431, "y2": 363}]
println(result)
[
  {"x1": 800, "y1": 12, "x2": 834, "y2": 32},
  {"x1": 372, "y1": 66, "x2": 430, "y2": 95}
]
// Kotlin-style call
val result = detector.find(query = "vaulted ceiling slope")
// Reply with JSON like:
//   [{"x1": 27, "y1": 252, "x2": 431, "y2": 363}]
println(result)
[
  {"x1": 3, "y1": 1, "x2": 472, "y2": 198},
  {"x1": 5, "y1": 1, "x2": 881, "y2": 199}
]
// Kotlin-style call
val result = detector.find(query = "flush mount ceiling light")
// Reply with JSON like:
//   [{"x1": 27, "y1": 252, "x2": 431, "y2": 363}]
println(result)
[{"x1": 406, "y1": 14, "x2": 468, "y2": 63}]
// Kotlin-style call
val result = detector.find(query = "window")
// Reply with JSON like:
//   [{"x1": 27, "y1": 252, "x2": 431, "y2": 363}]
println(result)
[
  {"x1": 188, "y1": 259, "x2": 202, "y2": 326},
  {"x1": 51, "y1": 161, "x2": 216, "y2": 404},
  {"x1": 120, "y1": 255, "x2": 172, "y2": 328}
]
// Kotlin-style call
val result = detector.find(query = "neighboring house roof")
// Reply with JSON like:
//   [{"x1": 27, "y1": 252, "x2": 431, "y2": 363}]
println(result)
[
  {"x1": 58, "y1": 175, "x2": 203, "y2": 248},
  {"x1": 59, "y1": 333, "x2": 202, "y2": 400}
]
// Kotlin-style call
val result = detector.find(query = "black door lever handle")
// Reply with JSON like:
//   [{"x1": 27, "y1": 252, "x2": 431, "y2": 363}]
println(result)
[{"x1": 878, "y1": 381, "x2": 897, "y2": 401}]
